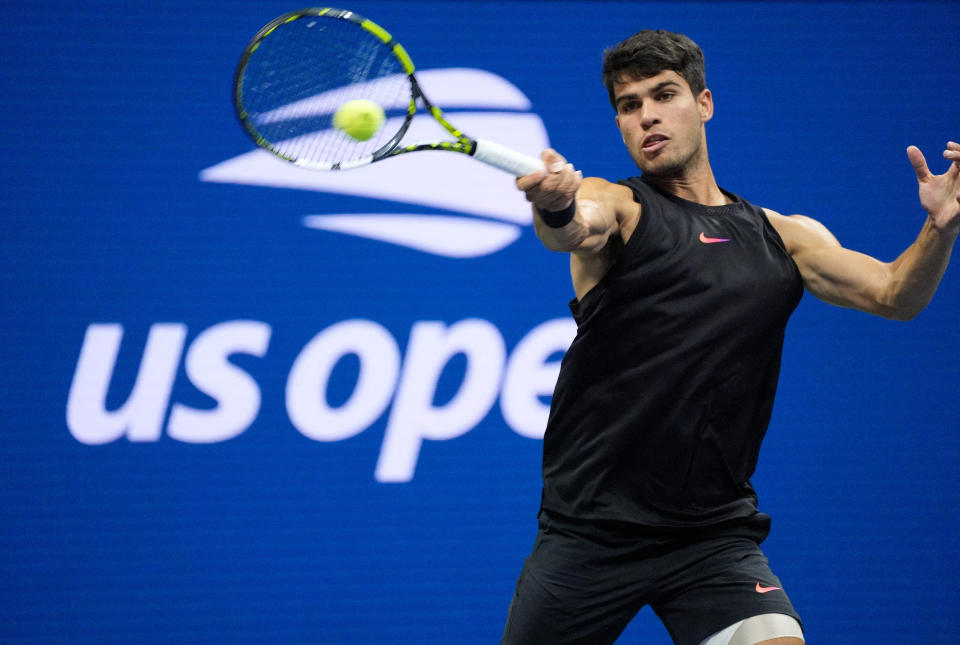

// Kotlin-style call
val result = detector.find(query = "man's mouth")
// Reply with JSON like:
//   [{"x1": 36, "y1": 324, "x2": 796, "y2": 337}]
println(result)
[{"x1": 642, "y1": 134, "x2": 669, "y2": 153}]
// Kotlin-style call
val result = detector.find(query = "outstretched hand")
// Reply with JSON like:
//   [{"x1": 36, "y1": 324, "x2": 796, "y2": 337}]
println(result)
[
  {"x1": 516, "y1": 148, "x2": 582, "y2": 212},
  {"x1": 907, "y1": 141, "x2": 960, "y2": 231}
]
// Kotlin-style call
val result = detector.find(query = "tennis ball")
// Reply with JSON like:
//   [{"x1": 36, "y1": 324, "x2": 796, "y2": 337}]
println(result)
[{"x1": 333, "y1": 99, "x2": 385, "y2": 141}]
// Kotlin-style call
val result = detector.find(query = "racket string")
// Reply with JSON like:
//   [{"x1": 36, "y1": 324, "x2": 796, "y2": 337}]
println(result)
[{"x1": 239, "y1": 13, "x2": 412, "y2": 167}]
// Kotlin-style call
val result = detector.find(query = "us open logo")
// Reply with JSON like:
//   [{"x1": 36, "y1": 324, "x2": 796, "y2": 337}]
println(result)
[
  {"x1": 65, "y1": 69, "x2": 573, "y2": 483},
  {"x1": 200, "y1": 68, "x2": 550, "y2": 257}
]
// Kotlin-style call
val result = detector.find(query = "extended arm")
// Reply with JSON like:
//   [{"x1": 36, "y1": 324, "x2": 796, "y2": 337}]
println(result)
[
  {"x1": 768, "y1": 142, "x2": 960, "y2": 320},
  {"x1": 516, "y1": 149, "x2": 640, "y2": 298}
]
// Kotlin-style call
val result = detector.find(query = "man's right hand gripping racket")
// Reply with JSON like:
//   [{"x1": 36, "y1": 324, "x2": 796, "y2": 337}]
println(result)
[{"x1": 233, "y1": 7, "x2": 545, "y2": 177}]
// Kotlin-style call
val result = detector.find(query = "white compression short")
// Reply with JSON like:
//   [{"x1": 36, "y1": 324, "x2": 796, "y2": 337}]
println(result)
[{"x1": 698, "y1": 613, "x2": 804, "y2": 645}]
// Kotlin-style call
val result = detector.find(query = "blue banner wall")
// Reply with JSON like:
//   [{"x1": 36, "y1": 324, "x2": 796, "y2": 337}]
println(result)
[{"x1": 3, "y1": 1, "x2": 959, "y2": 642}]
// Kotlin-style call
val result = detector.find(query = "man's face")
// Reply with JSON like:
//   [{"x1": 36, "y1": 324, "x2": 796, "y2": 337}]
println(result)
[{"x1": 613, "y1": 70, "x2": 713, "y2": 177}]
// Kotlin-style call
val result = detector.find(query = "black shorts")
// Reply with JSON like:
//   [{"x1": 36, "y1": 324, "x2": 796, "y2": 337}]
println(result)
[{"x1": 501, "y1": 511, "x2": 801, "y2": 645}]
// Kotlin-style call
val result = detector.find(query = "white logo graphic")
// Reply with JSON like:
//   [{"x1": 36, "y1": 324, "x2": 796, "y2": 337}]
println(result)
[
  {"x1": 199, "y1": 68, "x2": 550, "y2": 258},
  {"x1": 68, "y1": 70, "x2": 570, "y2": 481},
  {"x1": 67, "y1": 318, "x2": 577, "y2": 482}
]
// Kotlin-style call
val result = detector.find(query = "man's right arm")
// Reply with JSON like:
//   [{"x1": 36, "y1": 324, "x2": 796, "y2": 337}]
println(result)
[{"x1": 516, "y1": 149, "x2": 639, "y2": 298}]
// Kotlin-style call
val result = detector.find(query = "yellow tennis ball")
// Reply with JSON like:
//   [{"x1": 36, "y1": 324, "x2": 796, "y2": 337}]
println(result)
[{"x1": 333, "y1": 99, "x2": 385, "y2": 141}]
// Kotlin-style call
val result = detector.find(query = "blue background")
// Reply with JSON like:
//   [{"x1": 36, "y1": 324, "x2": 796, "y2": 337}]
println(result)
[{"x1": 3, "y1": 1, "x2": 959, "y2": 642}]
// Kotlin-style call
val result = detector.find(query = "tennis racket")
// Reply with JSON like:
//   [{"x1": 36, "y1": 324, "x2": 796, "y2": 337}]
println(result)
[{"x1": 233, "y1": 7, "x2": 545, "y2": 176}]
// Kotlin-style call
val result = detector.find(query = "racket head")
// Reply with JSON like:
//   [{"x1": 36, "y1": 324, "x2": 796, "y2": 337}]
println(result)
[{"x1": 233, "y1": 8, "x2": 417, "y2": 170}]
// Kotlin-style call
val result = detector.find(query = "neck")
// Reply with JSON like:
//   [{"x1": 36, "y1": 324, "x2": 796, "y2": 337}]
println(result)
[
  {"x1": 644, "y1": 170, "x2": 730, "y2": 206},
  {"x1": 641, "y1": 137, "x2": 731, "y2": 206}
]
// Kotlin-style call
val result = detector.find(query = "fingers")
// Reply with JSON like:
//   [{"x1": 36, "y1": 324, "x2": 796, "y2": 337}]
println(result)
[
  {"x1": 515, "y1": 169, "x2": 546, "y2": 192},
  {"x1": 516, "y1": 148, "x2": 583, "y2": 212},
  {"x1": 907, "y1": 145, "x2": 930, "y2": 181},
  {"x1": 910, "y1": 142, "x2": 960, "y2": 180},
  {"x1": 515, "y1": 148, "x2": 566, "y2": 189},
  {"x1": 951, "y1": 143, "x2": 960, "y2": 204},
  {"x1": 944, "y1": 141, "x2": 960, "y2": 175},
  {"x1": 541, "y1": 148, "x2": 569, "y2": 174}
]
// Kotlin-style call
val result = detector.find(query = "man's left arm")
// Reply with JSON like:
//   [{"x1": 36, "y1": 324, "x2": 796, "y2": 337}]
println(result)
[{"x1": 766, "y1": 142, "x2": 960, "y2": 320}]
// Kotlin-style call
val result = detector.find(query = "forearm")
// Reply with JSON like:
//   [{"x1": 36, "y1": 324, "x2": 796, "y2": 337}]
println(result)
[
  {"x1": 883, "y1": 217, "x2": 959, "y2": 319},
  {"x1": 516, "y1": 158, "x2": 623, "y2": 255},
  {"x1": 533, "y1": 197, "x2": 616, "y2": 255},
  {"x1": 533, "y1": 203, "x2": 590, "y2": 252}
]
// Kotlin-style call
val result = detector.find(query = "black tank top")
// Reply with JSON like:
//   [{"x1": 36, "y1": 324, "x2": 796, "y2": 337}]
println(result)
[{"x1": 540, "y1": 176, "x2": 804, "y2": 528}]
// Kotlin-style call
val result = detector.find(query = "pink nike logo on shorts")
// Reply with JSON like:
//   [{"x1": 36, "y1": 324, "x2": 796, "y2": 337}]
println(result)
[
  {"x1": 699, "y1": 232, "x2": 730, "y2": 244},
  {"x1": 755, "y1": 582, "x2": 782, "y2": 594}
]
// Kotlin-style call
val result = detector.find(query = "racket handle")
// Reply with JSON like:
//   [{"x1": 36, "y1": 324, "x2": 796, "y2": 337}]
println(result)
[{"x1": 473, "y1": 138, "x2": 545, "y2": 177}]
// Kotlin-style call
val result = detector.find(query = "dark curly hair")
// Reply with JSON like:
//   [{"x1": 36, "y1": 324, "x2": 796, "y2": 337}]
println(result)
[{"x1": 601, "y1": 30, "x2": 706, "y2": 110}]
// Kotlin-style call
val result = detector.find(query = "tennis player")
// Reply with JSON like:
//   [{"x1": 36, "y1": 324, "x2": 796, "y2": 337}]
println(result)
[{"x1": 502, "y1": 29, "x2": 959, "y2": 645}]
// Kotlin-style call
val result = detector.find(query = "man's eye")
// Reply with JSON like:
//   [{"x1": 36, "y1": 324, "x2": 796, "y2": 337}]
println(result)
[{"x1": 658, "y1": 92, "x2": 675, "y2": 101}]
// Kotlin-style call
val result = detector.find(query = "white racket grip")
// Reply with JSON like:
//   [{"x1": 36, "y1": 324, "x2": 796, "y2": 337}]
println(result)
[{"x1": 473, "y1": 138, "x2": 545, "y2": 177}]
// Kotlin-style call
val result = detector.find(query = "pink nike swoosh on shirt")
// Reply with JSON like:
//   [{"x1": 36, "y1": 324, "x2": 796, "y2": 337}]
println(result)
[
  {"x1": 699, "y1": 232, "x2": 730, "y2": 244},
  {"x1": 755, "y1": 582, "x2": 782, "y2": 594}
]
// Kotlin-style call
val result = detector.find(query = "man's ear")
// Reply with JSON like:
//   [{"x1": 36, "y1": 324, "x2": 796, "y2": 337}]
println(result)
[{"x1": 699, "y1": 88, "x2": 714, "y2": 123}]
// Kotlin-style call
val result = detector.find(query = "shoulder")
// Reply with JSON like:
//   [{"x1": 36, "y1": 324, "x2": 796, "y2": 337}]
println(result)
[
  {"x1": 579, "y1": 176, "x2": 636, "y2": 204},
  {"x1": 762, "y1": 208, "x2": 840, "y2": 256},
  {"x1": 579, "y1": 177, "x2": 642, "y2": 238}
]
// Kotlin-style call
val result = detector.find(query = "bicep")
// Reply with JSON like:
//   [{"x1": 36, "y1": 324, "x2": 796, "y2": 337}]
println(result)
[
  {"x1": 568, "y1": 181, "x2": 637, "y2": 299},
  {"x1": 770, "y1": 212, "x2": 896, "y2": 315},
  {"x1": 572, "y1": 178, "x2": 627, "y2": 253},
  {"x1": 798, "y1": 244, "x2": 895, "y2": 313}
]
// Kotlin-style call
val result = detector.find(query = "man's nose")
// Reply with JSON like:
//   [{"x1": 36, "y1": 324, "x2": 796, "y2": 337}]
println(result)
[{"x1": 640, "y1": 106, "x2": 660, "y2": 128}]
